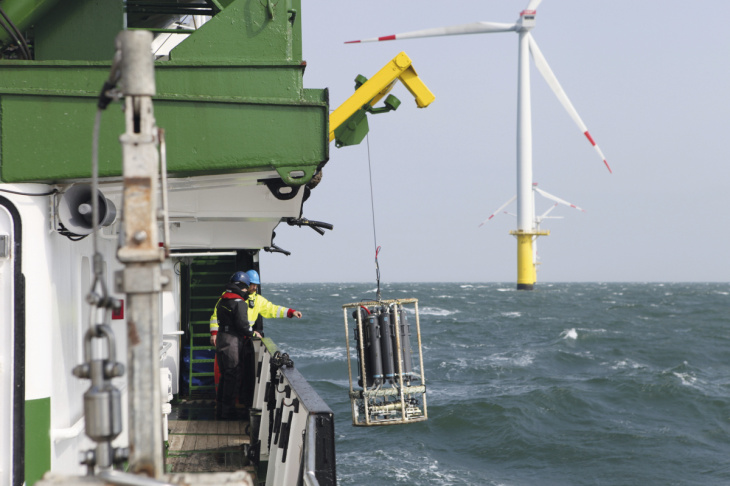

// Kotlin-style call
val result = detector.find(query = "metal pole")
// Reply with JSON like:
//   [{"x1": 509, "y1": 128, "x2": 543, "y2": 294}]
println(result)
[
  {"x1": 355, "y1": 309, "x2": 370, "y2": 425},
  {"x1": 391, "y1": 304, "x2": 406, "y2": 421},
  {"x1": 342, "y1": 307, "x2": 357, "y2": 425},
  {"x1": 115, "y1": 30, "x2": 165, "y2": 478},
  {"x1": 516, "y1": 29, "x2": 537, "y2": 290}
]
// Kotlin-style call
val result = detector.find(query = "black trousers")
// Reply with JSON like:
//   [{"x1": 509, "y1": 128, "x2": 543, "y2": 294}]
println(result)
[
  {"x1": 216, "y1": 332, "x2": 244, "y2": 416},
  {"x1": 240, "y1": 337, "x2": 256, "y2": 408},
  {"x1": 216, "y1": 332, "x2": 256, "y2": 414}
]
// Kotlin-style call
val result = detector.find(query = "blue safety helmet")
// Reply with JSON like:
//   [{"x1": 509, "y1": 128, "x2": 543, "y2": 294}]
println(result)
[
  {"x1": 229, "y1": 271, "x2": 251, "y2": 287},
  {"x1": 246, "y1": 269, "x2": 261, "y2": 285}
]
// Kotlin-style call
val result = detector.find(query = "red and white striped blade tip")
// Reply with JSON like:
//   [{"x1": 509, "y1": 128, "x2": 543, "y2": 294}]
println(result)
[
  {"x1": 345, "y1": 35, "x2": 395, "y2": 44},
  {"x1": 345, "y1": 22, "x2": 517, "y2": 44},
  {"x1": 583, "y1": 131, "x2": 612, "y2": 174}
]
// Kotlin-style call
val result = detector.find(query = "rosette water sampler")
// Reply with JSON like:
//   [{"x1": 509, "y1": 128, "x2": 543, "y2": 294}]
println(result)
[{"x1": 343, "y1": 298, "x2": 427, "y2": 426}]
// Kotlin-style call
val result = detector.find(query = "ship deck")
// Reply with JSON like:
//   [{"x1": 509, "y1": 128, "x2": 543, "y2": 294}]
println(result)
[{"x1": 166, "y1": 399, "x2": 255, "y2": 476}]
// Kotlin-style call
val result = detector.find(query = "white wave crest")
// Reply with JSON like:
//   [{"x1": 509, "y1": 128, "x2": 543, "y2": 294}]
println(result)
[
  {"x1": 337, "y1": 450, "x2": 480, "y2": 486},
  {"x1": 419, "y1": 306, "x2": 458, "y2": 317},
  {"x1": 674, "y1": 372, "x2": 698, "y2": 387},
  {"x1": 278, "y1": 345, "x2": 346, "y2": 361},
  {"x1": 609, "y1": 359, "x2": 644, "y2": 370},
  {"x1": 561, "y1": 328, "x2": 578, "y2": 340},
  {"x1": 489, "y1": 351, "x2": 535, "y2": 368}
]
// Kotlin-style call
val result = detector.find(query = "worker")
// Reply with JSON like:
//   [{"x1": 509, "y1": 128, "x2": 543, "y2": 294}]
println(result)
[
  {"x1": 244, "y1": 269, "x2": 302, "y2": 335},
  {"x1": 209, "y1": 269, "x2": 302, "y2": 415},
  {"x1": 210, "y1": 271, "x2": 259, "y2": 420}
]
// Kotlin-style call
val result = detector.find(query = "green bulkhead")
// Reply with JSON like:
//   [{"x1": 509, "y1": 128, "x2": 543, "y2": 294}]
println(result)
[{"x1": 0, "y1": 0, "x2": 328, "y2": 186}]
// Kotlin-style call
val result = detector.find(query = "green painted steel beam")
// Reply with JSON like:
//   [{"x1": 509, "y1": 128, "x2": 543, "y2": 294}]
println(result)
[
  {"x1": 0, "y1": 61, "x2": 328, "y2": 184},
  {"x1": 0, "y1": 0, "x2": 326, "y2": 185},
  {"x1": 0, "y1": 61, "x2": 312, "y2": 98}
]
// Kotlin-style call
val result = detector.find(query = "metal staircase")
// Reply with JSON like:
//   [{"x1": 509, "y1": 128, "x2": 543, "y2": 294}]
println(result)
[{"x1": 183, "y1": 255, "x2": 238, "y2": 397}]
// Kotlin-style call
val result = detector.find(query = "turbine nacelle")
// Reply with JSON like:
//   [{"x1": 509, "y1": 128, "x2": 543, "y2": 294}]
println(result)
[
  {"x1": 517, "y1": 10, "x2": 537, "y2": 31},
  {"x1": 518, "y1": 0, "x2": 543, "y2": 30}
]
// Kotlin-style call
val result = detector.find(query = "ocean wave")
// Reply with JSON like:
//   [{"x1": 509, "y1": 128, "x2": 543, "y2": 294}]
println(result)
[
  {"x1": 310, "y1": 378, "x2": 351, "y2": 389},
  {"x1": 489, "y1": 351, "x2": 535, "y2": 368},
  {"x1": 435, "y1": 351, "x2": 535, "y2": 374},
  {"x1": 418, "y1": 306, "x2": 458, "y2": 317},
  {"x1": 438, "y1": 358, "x2": 469, "y2": 371},
  {"x1": 608, "y1": 359, "x2": 646, "y2": 371},
  {"x1": 278, "y1": 345, "x2": 346, "y2": 361},
  {"x1": 426, "y1": 385, "x2": 481, "y2": 401},
  {"x1": 273, "y1": 282, "x2": 730, "y2": 485},
  {"x1": 336, "y1": 450, "x2": 495, "y2": 486},
  {"x1": 673, "y1": 372, "x2": 698, "y2": 388},
  {"x1": 561, "y1": 328, "x2": 578, "y2": 340},
  {"x1": 660, "y1": 361, "x2": 706, "y2": 391}
]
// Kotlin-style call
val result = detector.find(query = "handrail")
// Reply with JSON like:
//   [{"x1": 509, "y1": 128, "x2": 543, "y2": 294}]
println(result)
[
  {"x1": 302, "y1": 417, "x2": 320, "y2": 486},
  {"x1": 259, "y1": 336, "x2": 279, "y2": 356}
]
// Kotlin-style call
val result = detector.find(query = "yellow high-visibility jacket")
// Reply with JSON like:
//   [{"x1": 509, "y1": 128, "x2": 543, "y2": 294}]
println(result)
[{"x1": 210, "y1": 292, "x2": 291, "y2": 335}]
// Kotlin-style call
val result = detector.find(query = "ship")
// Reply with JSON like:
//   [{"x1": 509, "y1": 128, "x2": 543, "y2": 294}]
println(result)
[{"x1": 0, "y1": 1, "x2": 433, "y2": 485}]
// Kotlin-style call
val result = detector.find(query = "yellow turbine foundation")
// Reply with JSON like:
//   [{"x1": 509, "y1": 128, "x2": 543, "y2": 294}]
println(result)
[{"x1": 510, "y1": 230, "x2": 549, "y2": 291}]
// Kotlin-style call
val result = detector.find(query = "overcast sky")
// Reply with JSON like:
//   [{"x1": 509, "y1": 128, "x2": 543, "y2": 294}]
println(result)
[{"x1": 261, "y1": 1, "x2": 729, "y2": 284}]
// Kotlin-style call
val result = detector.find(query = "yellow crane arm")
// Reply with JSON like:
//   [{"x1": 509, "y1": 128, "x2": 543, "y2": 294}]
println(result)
[{"x1": 329, "y1": 52, "x2": 435, "y2": 142}]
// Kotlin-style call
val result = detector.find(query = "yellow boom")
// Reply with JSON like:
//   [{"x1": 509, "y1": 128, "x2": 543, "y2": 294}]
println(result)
[{"x1": 329, "y1": 52, "x2": 435, "y2": 142}]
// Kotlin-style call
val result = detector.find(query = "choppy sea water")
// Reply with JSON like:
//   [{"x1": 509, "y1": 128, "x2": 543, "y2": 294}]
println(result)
[{"x1": 260, "y1": 282, "x2": 730, "y2": 486}]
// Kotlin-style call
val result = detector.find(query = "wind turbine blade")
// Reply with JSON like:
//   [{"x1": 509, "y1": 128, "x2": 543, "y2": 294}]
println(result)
[
  {"x1": 478, "y1": 195, "x2": 517, "y2": 227},
  {"x1": 534, "y1": 186, "x2": 585, "y2": 212},
  {"x1": 346, "y1": 21, "x2": 517, "y2": 44},
  {"x1": 525, "y1": 0, "x2": 543, "y2": 12},
  {"x1": 538, "y1": 203, "x2": 559, "y2": 220},
  {"x1": 527, "y1": 34, "x2": 613, "y2": 174}
]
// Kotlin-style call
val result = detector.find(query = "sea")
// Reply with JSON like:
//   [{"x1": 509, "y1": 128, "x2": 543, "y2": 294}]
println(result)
[{"x1": 261, "y1": 282, "x2": 730, "y2": 486}]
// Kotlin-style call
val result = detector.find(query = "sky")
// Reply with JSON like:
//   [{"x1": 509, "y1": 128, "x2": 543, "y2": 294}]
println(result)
[{"x1": 261, "y1": 1, "x2": 730, "y2": 284}]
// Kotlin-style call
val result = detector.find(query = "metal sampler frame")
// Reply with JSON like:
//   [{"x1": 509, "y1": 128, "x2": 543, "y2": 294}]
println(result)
[{"x1": 342, "y1": 298, "x2": 427, "y2": 426}]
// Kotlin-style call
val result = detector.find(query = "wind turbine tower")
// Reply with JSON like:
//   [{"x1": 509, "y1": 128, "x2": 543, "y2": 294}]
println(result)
[{"x1": 347, "y1": 0, "x2": 611, "y2": 290}]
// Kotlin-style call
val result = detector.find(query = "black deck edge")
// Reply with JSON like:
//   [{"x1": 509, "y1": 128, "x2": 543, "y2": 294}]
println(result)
[{"x1": 0, "y1": 195, "x2": 25, "y2": 486}]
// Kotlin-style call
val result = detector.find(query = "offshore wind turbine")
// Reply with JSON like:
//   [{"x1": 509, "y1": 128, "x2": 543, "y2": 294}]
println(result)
[
  {"x1": 346, "y1": 0, "x2": 611, "y2": 290},
  {"x1": 479, "y1": 183, "x2": 585, "y2": 277}
]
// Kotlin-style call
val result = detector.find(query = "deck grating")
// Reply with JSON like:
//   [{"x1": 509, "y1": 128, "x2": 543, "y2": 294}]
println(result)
[{"x1": 166, "y1": 399, "x2": 253, "y2": 474}]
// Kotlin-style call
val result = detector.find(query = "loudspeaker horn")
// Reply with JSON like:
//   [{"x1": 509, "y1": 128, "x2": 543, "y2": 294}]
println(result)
[{"x1": 58, "y1": 184, "x2": 117, "y2": 236}]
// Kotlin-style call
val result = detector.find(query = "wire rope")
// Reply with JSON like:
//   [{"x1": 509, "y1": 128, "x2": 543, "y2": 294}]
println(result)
[
  {"x1": 365, "y1": 134, "x2": 382, "y2": 301},
  {"x1": 91, "y1": 109, "x2": 102, "y2": 258}
]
